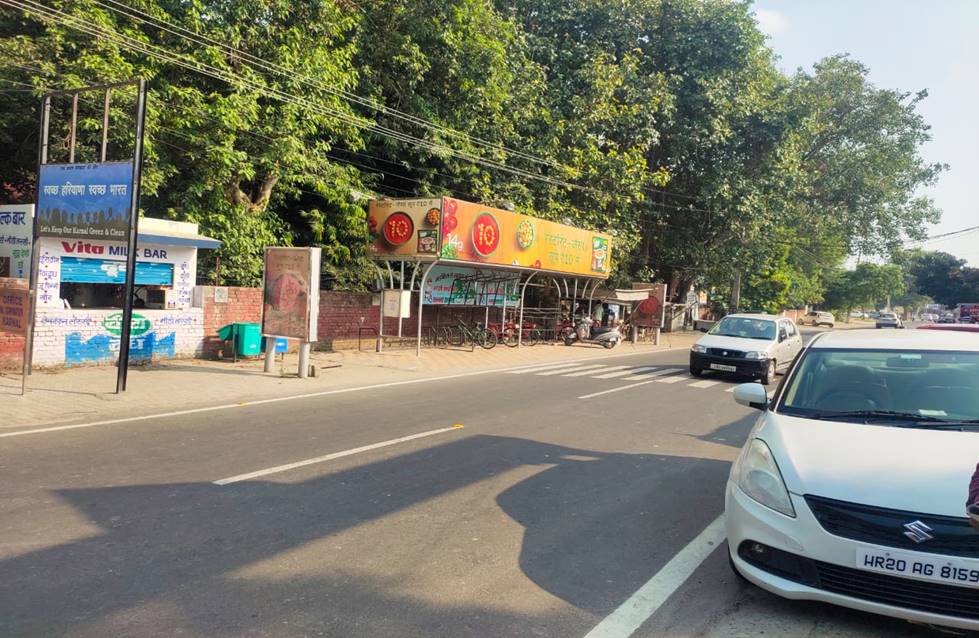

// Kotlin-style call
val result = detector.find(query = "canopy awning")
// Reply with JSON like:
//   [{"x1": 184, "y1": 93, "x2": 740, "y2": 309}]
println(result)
[
  {"x1": 136, "y1": 217, "x2": 221, "y2": 249},
  {"x1": 592, "y1": 287, "x2": 650, "y2": 303}
]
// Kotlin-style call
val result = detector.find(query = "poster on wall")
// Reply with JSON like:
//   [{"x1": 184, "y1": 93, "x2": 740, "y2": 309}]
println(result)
[
  {"x1": 439, "y1": 197, "x2": 612, "y2": 277},
  {"x1": 0, "y1": 278, "x2": 29, "y2": 336},
  {"x1": 423, "y1": 265, "x2": 520, "y2": 307},
  {"x1": 630, "y1": 283, "x2": 668, "y2": 328},
  {"x1": 367, "y1": 198, "x2": 442, "y2": 260},
  {"x1": 0, "y1": 204, "x2": 33, "y2": 278},
  {"x1": 262, "y1": 247, "x2": 321, "y2": 341},
  {"x1": 36, "y1": 161, "x2": 133, "y2": 240}
]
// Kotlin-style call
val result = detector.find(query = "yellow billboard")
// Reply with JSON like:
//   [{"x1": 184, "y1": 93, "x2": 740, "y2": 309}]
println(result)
[{"x1": 438, "y1": 198, "x2": 611, "y2": 277}]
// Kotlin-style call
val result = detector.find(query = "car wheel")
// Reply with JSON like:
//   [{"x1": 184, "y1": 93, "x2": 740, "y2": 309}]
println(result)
[
  {"x1": 760, "y1": 359, "x2": 776, "y2": 385},
  {"x1": 690, "y1": 365, "x2": 703, "y2": 377}
]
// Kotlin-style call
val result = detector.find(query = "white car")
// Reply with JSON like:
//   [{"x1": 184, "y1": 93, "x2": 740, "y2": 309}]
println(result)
[
  {"x1": 726, "y1": 329, "x2": 979, "y2": 632},
  {"x1": 690, "y1": 313, "x2": 804, "y2": 385}
]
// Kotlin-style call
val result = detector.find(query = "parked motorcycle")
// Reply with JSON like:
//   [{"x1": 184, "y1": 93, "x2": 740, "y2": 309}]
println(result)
[{"x1": 563, "y1": 317, "x2": 621, "y2": 349}]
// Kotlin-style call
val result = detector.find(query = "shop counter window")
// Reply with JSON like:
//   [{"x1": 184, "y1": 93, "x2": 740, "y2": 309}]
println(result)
[{"x1": 59, "y1": 256, "x2": 174, "y2": 309}]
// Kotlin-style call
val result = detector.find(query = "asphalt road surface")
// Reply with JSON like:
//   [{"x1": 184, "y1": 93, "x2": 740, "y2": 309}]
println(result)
[{"x1": 0, "y1": 326, "x2": 953, "y2": 637}]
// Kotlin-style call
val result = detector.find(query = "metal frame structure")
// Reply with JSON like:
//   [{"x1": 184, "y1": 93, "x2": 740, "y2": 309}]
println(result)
[{"x1": 22, "y1": 79, "x2": 147, "y2": 394}]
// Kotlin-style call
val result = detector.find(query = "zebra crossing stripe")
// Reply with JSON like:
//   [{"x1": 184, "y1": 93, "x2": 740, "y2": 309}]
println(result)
[
  {"x1": 506, "y1": 362, "x2": 588, "y2": 375},
  {"x1": 536, "y1": 364, "x2": 609, "y2": 376},
  {"x1": 655, "y1": 374, "x2": 689, "y2": 384},
  {"x1": 591, "y1": 366, "x2": 657, "y2": 379},
  {"x1": 562, "y1": 365, "x2": 623, "y2": 377},
  {"x1": 617, "y1": 367, "x2": 681, "y2": 381},
  {"x1": 688, "y1": 380, "x2": 720, "y2": 388}
]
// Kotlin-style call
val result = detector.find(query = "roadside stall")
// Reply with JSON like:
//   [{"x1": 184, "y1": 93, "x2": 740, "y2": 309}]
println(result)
[
  {"x1": 30, "y1": 217, "x2": 220, "y2": 366},
  {"x1": 366, "y1": 196, "x2": 613, "y2": 354}
]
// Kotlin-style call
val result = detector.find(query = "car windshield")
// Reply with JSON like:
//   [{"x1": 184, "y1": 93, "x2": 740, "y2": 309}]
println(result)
[
  {"x1": 708, "y1": 317, "x2": 775, "y2": 340},
  {"x1": 779, "y1": 348, "x2": 979, "y2": 426},
  {"x1": 880, "y1": 313, "x2": 896, "y2": 319}
]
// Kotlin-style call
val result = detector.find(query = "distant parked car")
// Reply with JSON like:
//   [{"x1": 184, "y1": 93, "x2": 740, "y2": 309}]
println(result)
[
  {"x1": 802, "y1": 311, "x2": 835, "y2": 327},
  {"x1": 875, "y1": 312, "x2": 904, "y2": 329},
  {"x1": 939, "y1": 313, "x2": 957, "y2": 324},
  {"x1": 921, "y1": 313, "x2": 938, "y2": 323}
]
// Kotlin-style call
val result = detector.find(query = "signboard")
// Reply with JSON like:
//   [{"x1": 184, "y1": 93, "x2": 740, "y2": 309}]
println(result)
[
  {"x1": 367, "y1": 198, "x2": 442, "y2": 259},
  {"x1": 0, "y1": 204, "x2": 33, "y2": 278},
  {"x1": 36, "y1": 161, "x2": 134, "y2": 240},
  {"x1": 439, "y1": 197, "x2": 612, "y2": 277},
  {"x1": 381, "y1": 289, "x2": 412, "y2": 319},
  {"x1": 423, "y1": 265, "x2": 520, "y2": 307},
  {"x1": 0, "y1": 278, "x2": 30, "y2": 336},
  {"x1": 262, "y1": 247, "x2": 321, "y2": 341},
  {"x1": 630, "y1": 283, "x2": 668, "y2": 328}
]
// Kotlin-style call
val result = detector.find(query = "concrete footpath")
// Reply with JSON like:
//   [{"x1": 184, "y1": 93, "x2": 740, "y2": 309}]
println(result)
[{"x1": 1, "y1": 331, "x2": 701, "y2": 431}]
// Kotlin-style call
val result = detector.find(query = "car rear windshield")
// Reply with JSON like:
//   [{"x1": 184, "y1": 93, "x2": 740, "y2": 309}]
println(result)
[
  {"x1": 779, "y1": 348, "x2": 979, "y2": 423},
  {"x1": 708, "y1": 317, "x2": 775, "y2": 340}
]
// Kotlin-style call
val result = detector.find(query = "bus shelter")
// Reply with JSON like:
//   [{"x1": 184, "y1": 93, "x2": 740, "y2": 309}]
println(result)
[{"x1": 366, "y1": 197, "x2": 613, "y2": 355}]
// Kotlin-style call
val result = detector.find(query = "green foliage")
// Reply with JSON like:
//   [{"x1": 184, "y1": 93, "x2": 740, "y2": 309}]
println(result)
[{"x1": 0, "y1": 0, "x2": 948, "y2": 302}]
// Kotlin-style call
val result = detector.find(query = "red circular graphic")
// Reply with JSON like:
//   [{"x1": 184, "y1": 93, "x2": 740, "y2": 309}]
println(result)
[
  {"x1": 383, "y1": 212, "x2": 414, "y2": 246},
  {"x1": 472, "y1": 213, "x2": 501, "y2": 257}
]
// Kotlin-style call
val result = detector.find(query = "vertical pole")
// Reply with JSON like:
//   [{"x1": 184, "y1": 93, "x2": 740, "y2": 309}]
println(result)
[
  {"x1": 263, "y1": 335, "x2": 276, "y2": 373},
  {"x1": 100, "y1": 88, "x2": 111, "y2": 162},
  {"x1": 116, "y1": 80, "x2": 147, "y2": 393},
  {"x1": 21, "y1": 95, "x2": 51, "y2": 394},
  {"x1": 517, "y1": 272, "x2": 538, "y2": 347},
  {"x1": 398, "y1": 261, "x2": 405, "y2": 338},
  {"x1": 298, "y1": 342, "x2": 311, "y2": 378},
  {"x1": 416, "y1": 261, "x2": 438, "y2": 356},
  {"x1": 68, "y1": 93, "x2": 78, "y2": 164}
]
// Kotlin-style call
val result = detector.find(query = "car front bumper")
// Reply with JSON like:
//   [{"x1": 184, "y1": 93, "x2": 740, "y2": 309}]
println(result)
[
  {"x1": 690, "y1": 352, "x2": 767, "y2": 376},
  {"x1": 725, "y1": 481, "x2": 979, "y2": 631}
]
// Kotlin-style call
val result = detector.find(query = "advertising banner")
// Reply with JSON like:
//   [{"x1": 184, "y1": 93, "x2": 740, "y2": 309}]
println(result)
[
  {"x1": 439, "y1": 197, "x2": 612, "y2": 277},
  {"x1": 36, "y1": 161, "x2": 134, "y2": 240},
  {"x1": 630, "y1": 283, "x2": 668, "y2": 328},
  {"x1": 423, "y1": 265, "x2": 520, "y2": 307},
  {"x1": 0, "y1": 204, "x2": 32, "y2": 278},
  {"x1": 367, "y1": 198, "x2": 442, "y2": 260},
  {"x1": 262, "y1": 247, "x2": 321, "y2": 341},
  {"x1": 0, "y1": 278, "x2": 30, "y2": 336}
]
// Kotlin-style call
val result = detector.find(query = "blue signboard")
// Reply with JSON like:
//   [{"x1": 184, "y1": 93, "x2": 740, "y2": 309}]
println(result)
[
  {"x1": 37, "y1": 161, "x2": 134, "y2": 240},
  {"x1": 60, "y1": 257, "x2": 173, "y2": 286}
]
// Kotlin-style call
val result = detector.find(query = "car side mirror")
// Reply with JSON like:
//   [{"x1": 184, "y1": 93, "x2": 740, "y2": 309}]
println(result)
[
  {"x1": 699, "y1": 326, "x2": 708, "y2": 333},
  {"x1": 733, "y1": 383, "x2": 769, "y2": 410},
  {"x1": 778, "y1": 333, "x2": 787, "y2": 342}
]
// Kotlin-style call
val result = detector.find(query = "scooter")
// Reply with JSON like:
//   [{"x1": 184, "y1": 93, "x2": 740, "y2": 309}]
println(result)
[{"x1": 564, "y1": 317, "x2": 621, "y2": 349}]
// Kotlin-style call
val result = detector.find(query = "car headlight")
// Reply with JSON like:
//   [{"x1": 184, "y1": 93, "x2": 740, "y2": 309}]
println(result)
[
  {"x1": 744, "y1": 351, "x2": 766, "y2": 359},
  {"x1": 731, "y1": 439, "x2": 795, "y2": 517},
  {"x1": 691, "y1": 344, "x2": 708, "y2": 353}
]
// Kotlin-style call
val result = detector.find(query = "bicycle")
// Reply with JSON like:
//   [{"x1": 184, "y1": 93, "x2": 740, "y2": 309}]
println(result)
[{"x1": 446, "y1": 321, "x2": 498, "y2": 349}]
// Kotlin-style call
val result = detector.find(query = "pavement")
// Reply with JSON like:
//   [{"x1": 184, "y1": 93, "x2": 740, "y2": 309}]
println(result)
[{"x1": 0, "y1": 324, "x2": 952, "y2": 638}]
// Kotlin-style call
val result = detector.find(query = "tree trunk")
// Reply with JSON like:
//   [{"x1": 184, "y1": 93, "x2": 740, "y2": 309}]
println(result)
[{"x1": 227, "y1": 172, "x2": 280, "y2": 215}]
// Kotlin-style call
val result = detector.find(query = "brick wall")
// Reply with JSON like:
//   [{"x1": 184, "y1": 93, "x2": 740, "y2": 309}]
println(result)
[
  {"x1": 199, "y1": 286, "x2": 265, "y2": 356},
  {"x1": 0, "y1": 332, "x2": 25, "y2": 370},
  {"x1": 30, "y1": 308, "x2": 204, "y2": 368}
]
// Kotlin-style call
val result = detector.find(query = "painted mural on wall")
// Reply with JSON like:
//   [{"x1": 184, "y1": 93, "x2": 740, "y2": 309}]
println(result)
[{"x1": 36, "y1": 310, "x2": 201, "y2": 367}]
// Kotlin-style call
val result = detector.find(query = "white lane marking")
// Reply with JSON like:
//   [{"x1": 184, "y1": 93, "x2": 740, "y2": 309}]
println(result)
[
  {"x1": 507, "y1": 362, "x2": 592, "y2": 375},
  {"x1": 688, "y1": 380, "x2": 720, "y2": 388},
  {"x1": 592, "y1": 366, "x2": 658, "y2": 379},
  {"x1": 562, "y1": 365, "x2": 621, "y2": 377},
  {"x1": 3, "y1": 349, "x2": 667, "y2": 438},
  {"x1": 578, "y1": 378, "x2": 661, "y2": 399},
  {"x1": 617, "y1": 368, "x2": 681, "y2": 382},
  {"x1": 655, "y1": 374, "x2": 689, "y2": 384},
  {"x1": 214, "y1": 425, "x2": 464, "y2": 486},
  {"x1": 583, "y1": 516, "x2": 726, "y2": 638},
  {"x1": 725, "y1": 386, "x2": 737, "y2": 393},
  {"x1": 537, "y1": 364, "x2": 609, "y2": 376}
]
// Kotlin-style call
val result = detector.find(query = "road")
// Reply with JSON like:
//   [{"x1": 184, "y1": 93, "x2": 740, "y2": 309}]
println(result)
[{"x1": 0, "y1": 326, "x2": 948, "y2": 637}]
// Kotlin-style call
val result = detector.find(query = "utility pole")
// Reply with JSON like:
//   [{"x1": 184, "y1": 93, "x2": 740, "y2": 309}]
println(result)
[{"x1": 730, "y1": 270, "x2": 742, "y2": 314}]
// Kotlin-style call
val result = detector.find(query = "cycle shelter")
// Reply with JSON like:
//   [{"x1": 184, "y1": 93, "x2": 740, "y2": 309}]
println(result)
[{"x1": 366, "y1": 196, "x2": 614, "y2": 355}]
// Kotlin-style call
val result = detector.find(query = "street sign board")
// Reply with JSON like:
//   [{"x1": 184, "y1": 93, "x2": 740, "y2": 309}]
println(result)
[
  {"x1": 36, "y1": 161, "x2": 134, "y2": 240},
  {"x1": 262, "y1": 247, "x2": 321, "y2": 341}
]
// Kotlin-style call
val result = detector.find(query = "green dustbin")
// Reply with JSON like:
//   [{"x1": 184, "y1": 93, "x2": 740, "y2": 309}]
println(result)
[{"x1": 218, "y1": 322, "x2": 262, "y2": 356}]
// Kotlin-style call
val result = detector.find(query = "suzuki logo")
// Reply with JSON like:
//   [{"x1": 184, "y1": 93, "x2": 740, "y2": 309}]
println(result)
[{"x1": 903, "y1": 520, "x2": 934, "y2": 544}]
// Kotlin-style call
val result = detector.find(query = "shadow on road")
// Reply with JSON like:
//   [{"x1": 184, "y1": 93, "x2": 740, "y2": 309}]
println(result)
[{"x1": 0, "y1": 428, "x2": 756, "y2": 636}]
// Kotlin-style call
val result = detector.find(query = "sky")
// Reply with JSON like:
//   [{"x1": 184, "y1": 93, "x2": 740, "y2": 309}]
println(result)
[{"x1": 753, "y1": 0, "x2": 979, "y2": 265}]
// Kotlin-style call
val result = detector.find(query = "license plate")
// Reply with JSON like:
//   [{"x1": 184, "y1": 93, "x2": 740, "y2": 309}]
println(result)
[
  {"x1": 856, "y1": 547, "x2": 979, "y2": 588},
  {"x1": 710, "y1": 363, "x2": 737, "y2": 372}
]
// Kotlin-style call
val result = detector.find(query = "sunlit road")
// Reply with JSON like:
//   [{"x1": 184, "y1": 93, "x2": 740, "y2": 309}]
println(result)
[{"x1": 0, "y1": 326, "x2": 949, "y2": 637}]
